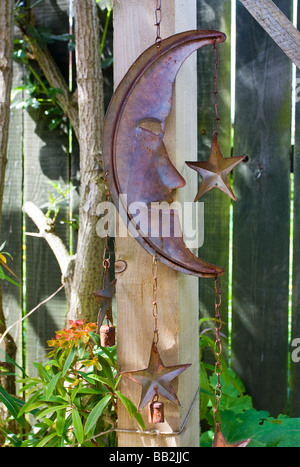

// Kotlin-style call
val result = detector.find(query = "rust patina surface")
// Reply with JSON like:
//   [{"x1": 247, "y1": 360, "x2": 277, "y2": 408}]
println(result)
[{"x1": 102, "y1": 30, "x2": 226, "y2": 277}]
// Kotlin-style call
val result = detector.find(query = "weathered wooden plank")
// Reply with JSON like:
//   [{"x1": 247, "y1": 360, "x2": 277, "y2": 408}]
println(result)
[
  {"x1": 239, "y1": 0, "x2": 300, "y2": 69},
  {"x1": 231, "y1": 0, "x2": 292, "y2": 416},
  {"x1": 1, "y1": 61, "x2": 24, "y2": 365},
  {"x1": 114, "y1": 0, "x2": 199, "y2": 447},
  {"x1": 23, "y1": 0, "x2": 71, "y2": 373},
  {"x1": 197, "y1": 0, "x2": 232, "y2": 363},
  {"x1": 289, "y1": 0, "x2": 300, "y2": 419}
]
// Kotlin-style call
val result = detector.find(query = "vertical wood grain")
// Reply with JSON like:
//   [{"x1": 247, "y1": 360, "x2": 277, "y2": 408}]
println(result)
[
  {"x1": 289, "y1": 0, "x2": 300, "y2": 419},
  {"x1": 231, "y1": 0, "x2": 292, "y2": 417},
  {"x1": 114, "y1": 0, "x2": 199, "y2": 447},
  {"x1": 1, "y1": 62, "x2": 23, "y2": 365}
]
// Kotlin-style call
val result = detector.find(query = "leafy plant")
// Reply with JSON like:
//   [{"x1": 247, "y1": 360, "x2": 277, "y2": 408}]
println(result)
[
  {"x1": 0, "y1": 242, "x2": 19, "y2": 287},
  {"x1": 12, "y1": 38, "x2": 66, "y2": 131},
  {"x1": 199, "y1": 318, "x2": 300, "y2": 447},
  {"x1": 13, "y1": 1, "x2": 114, "y2": 129},
  {"x1": 0, "y1": 320, "x2": 144, "y2": 447},
  {"x1": 43, "y1": 181, "x2": 76, "y2": 223}
]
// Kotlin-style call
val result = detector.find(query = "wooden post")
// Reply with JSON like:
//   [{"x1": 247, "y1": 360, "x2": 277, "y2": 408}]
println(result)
[{"x1": 114, "y1": 0, "x2": 199, "y2": 447}]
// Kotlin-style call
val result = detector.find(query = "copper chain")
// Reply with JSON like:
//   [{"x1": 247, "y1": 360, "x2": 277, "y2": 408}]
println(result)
[
  {"x1": 213, "y1": 274, "x2": 223, "y2": 429},
  {"x1": 155, "y1": 0, "x2": 162, "y2": 46},
  {"x1": 212, "y1": 40, "x2": 220, "y2": 135},
  {"x1": 103, "y1": 171, "x2": 111, "y2": 269},
  {"x1": 152, "y1": 256, "x2": 159, "y2": 344},
  {"x1": 212, "y1": 46, "x2": 223, "y2": 429}
]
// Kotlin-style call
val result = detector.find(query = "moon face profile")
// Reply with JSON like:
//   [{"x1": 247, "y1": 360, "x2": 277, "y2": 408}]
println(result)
[{"x1": 102, "y1": 30, "x2": 226, "y2": 277}]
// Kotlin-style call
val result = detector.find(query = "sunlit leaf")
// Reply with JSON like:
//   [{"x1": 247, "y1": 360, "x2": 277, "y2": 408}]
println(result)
[
  {"x1": 115, "y1": 390, "x2": 145, "y2": 430},
  {"x1": 18, "y1": 390, "x2": 42, "y2": 417},
  {"x1": 0, "y1": 385, "x2": 26, "y2": 427},
  {"x1": 35, "y1": 432, "x2": 57, "y2": 447},
  {"x1": 46, "y1": 371, "x2": 62, "y2": 400},
  {"x1": 62, "y1": 345, "x2": 77, "y2": 376},
  {"x1": 72, "y1": 408, "x2": 84, "y2": 445},
  {"x1": 35, "y1": 403, "x2": 69, "y2": 419},
  {"x1": 84, "y1": 394, "x2": 111, "y2": 436}
]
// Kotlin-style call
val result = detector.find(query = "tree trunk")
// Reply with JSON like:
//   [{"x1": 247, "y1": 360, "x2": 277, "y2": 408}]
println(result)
[
  {"x1": 20, "y1": 2, "x2": 107, "y2": 324},
  {"x1": 0, "y1": 0, "x2": 17, "y2": 439},
  {"x1": 65, "y1": 0, "x2": 106, "y2": 322}
]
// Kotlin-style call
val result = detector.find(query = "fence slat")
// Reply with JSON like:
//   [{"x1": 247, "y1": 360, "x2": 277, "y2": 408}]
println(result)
[
  {"x1": 231, "y1": 0, "x2": 292, "y2": 417},
  {"x1": 1, "y1": 62, "x2": 24, "y2": 364},
  {"x1": 289, "y1": 0, "x2": 300, "y2": 419},
  {"x1": 23, "y1": 0, "x2": 71, "y2": 373},
  {"x1": 197, "y1": 0, "x2": 232, "y2": 362}
]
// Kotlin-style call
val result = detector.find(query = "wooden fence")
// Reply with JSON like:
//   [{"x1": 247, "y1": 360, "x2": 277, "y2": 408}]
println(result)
[{"x1": 2, "y1": 0, "x2": 300, "y2": 420}]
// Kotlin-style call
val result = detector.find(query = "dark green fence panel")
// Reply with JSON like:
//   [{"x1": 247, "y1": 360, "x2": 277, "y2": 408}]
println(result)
[
  {"x1": 22, "y1": 0, "x2": 71, "y2": 373},
  {"x1": 290, "y1": 0, "x2": 300, "y2": 419},
  {"x1": 197, "y1": 0, "x2": 232, "y2": 362},
  {"x1": 231, "y1": 0, "x2": 292, "y2": 417}
]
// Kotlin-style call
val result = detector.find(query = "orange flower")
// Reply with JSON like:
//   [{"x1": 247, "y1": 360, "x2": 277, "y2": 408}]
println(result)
[{"x1": 47, "y1": 320, "x2": 97, "y2": 349}]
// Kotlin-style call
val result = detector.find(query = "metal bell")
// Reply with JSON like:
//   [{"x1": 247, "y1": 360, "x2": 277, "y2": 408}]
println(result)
[
  {"x1": 148, "y1": 400, "x2": 164, "y2": 424},
  {"x1": 100, "y1": 324, "x2": 115, "y2": 347}
]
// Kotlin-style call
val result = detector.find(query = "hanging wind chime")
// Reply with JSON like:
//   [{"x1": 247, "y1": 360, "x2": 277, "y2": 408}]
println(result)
[
  {"x1": 93, "y1": 171, "x2": 116, "y2": 348},
  {"x1": 211, "y1": 276, "x2": 250, "y2": 447},
  {"x1": 120, "y1": 1, "x2": 191, "y2": 425},
  {"x1": 121, "y1": 256, "x2": 191, "y2": 424},
  {"x1": 185, "y1": 39, "x2": 246, "y2": 201},
  {"x1": 100, "y1": 0, "x2": 251, "y2": 444}
]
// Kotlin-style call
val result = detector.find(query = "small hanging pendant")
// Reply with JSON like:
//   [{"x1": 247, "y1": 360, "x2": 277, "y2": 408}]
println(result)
[
  {"x1": 148, "y1": 398, "x2": 164, "y2": 424},
  {"x1": 100, "y1": 324, "x2": 115, "y2": 347}
]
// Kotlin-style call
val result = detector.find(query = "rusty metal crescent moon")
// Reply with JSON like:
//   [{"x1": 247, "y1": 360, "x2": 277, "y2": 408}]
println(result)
[{"x1": 102, "y1": 30, "x2": 226, "y2": 277}]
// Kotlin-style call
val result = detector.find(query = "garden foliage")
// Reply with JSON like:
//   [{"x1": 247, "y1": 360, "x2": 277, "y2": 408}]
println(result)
[
  {"x1": 200, "y1": 320, "x2": 300, "y2": 447},
  {"x1": 0, "y1": 320, "x2": 144, "y2": 447}
]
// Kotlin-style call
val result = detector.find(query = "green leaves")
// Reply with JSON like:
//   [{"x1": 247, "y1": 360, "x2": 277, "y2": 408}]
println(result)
[
  {"x1": 45, "y1": 372, "x2": 62, "y2": 400},
  {"x1": 62, "y1": 345, "x2": 77, "y2": 376},
  {"x1": 2, "y1": 326, "x2": 141, "y2": 447},
  {"x1": 84, "y1": 394, "x2": 111, "y2": 436},
  {"x1": 115, "y1": 391, "x2": 145, "y2": 431},
  {"x1": 203, "y1": 408, "x2": 300, "y2": 448},
  {"x1": 200, "y1": 366, "x2": 300, "y2": 447},
  {"x1": 199, "y1": 320, "x2": 300, "y2": 448},
  {"x1": 0, "y1": 385, "x2": 26, "y2": 428},
  {"x1": 0, "y1": 241, "x2": 19, "y2": 286},
  {"x1": 72, "y1": 409, "x2": 84, "y2": 445}
]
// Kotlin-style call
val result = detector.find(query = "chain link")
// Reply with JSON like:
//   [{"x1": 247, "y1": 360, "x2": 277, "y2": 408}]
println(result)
[
  {"x1": 102, "y1": 170, "x2": 111, "y2": 267},
  {"x1": 213, "y1": 274, "x2": 223, "y2": 429},
  {"x1": 155, "y1": 0, "x2": 162, "y2": 46},
  {"x1": 212, "y1": 39, "x2": 220, "y2": 135}
]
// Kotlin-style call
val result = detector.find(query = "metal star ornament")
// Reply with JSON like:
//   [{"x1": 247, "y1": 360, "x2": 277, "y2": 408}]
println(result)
[
  {"x1": 120, "y1": 341, "x2": 191, "y2": 411},
  {"x1": 93, "y1": 267, "x2": 116, "y2": 331},
  {"x1": 213, "y1": 425, "x2": 251, "y2": 447},
  {"x1": 186, "y1": 132, "x2": 246, "y2": 202}
]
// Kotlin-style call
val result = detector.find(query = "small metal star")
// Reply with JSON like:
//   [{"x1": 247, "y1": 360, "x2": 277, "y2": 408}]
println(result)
[
  {"x1": 120, "y1": 341, "x2": 191, "y2": 411},
  {"x1": 213, "y1": 425, "x2": 251, "y2": 447},
  {"x1": 186, "y1": 131, "x2": 246, "y2": 202},
  {"x1": 93, "y1": 267, "x2": 116, "y2": 331}
]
